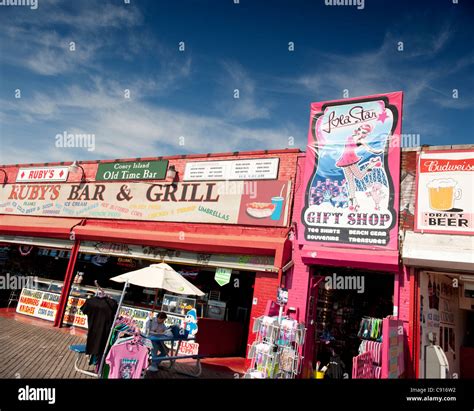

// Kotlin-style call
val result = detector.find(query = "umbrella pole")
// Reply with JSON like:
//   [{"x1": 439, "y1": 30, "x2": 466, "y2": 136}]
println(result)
[
  {"x1": 97, "y1": 280, "x2": 129, "y2": 378},
  {"x1": 151, "y1": 288, "x2": 159, "y2": 315}
]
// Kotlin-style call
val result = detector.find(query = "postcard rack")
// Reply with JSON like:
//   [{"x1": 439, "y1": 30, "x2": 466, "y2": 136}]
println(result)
[{"x1": 244, "y1": 315, "x2": 306, "y2": 379}]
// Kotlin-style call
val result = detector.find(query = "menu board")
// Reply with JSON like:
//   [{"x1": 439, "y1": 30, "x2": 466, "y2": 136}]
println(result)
[
  {"x1": 63, "y1": 296, "x2": 88, "y2": 328},
  {"x1": 16, "y1": 288, "x2": 60, "y2": 322},
  {"x1": 184, "y1": 158, "x2": 279, "y2": 181}
]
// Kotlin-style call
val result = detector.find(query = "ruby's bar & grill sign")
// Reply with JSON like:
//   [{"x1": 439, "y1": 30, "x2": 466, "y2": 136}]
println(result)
[
  {"x1": 415, "y1": 150, "x2": 473, "y2": 235},
  {"x1": 0, "y1": 180, "x2": 291, "y2": 227},
  {"x1": 300, "y1": 92, "x2": 403, "y2": 248}
]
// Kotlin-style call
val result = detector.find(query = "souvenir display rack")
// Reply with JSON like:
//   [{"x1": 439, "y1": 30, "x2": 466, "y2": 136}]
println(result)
[{"x1": 244, "y1": 315, "x2": 306, "y2": 379}]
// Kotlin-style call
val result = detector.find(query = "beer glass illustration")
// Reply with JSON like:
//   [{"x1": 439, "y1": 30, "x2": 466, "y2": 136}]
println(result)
[{"x1": 427, "y1": 178, "x2": 462, "y2": 211}]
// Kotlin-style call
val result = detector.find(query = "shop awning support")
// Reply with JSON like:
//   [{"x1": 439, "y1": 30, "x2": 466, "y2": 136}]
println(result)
[{"x1": 54, "y1": 239, "x2": 81, "y2": 327}]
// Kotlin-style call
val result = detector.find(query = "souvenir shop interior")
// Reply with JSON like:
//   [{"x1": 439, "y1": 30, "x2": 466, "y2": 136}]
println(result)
[{"x1": 311, "y1": 268, "x2": 394, "y2": 378}]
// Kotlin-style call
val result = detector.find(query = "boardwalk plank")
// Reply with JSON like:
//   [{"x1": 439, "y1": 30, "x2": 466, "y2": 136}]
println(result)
[{"x1": 0, "y1": 316, "x2": 236, "y2": 379}]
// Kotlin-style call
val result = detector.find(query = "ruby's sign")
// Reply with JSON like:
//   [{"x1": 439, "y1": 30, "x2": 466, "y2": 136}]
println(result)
[
  {"x1": 0, "y1": 180, "x2": 291, "y2": 227},
  {"x1": 16, "y1": 167, "x2": 69, "y2": 183}
]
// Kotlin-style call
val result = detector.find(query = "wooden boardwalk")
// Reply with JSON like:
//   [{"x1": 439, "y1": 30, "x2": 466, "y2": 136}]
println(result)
[{"x1": 0, "y1": 316, "x2": 237, "y2": 379}]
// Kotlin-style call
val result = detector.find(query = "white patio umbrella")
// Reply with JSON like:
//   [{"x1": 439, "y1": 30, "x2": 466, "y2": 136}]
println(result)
[{"x1": 110, "y1": 263, "x2": 204, "y2": 296}]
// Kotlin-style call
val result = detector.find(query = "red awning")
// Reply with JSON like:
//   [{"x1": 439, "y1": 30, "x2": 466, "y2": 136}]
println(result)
[
  {"x1": 0, "y1": 216, "x2": 83, "y2": 239},
  {"x1": 301, "y1": 244, "x2": 400, "y2": 272},
  {"x1": 72, "y1": 224, "x2": 286, "y2": 259}
]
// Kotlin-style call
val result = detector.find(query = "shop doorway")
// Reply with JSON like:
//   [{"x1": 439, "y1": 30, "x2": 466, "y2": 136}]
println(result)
[
  {"x1": 310, "y1": 268, "x2": 394, "y2": 378},
  {"x1": 418, "y1": 271, "x2": 474, "y2": 378}
]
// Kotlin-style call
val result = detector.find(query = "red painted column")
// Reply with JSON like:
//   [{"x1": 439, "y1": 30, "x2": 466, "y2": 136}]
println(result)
[
  {"x1": 54, "y1": 240, "x2": 80, "y2": 327},
  {"x1": 245, "y1": 271, "x2": 280, "y2": 367},
  {"x1": 412, "y1": 267, "x2": 421, "y2": 378}
]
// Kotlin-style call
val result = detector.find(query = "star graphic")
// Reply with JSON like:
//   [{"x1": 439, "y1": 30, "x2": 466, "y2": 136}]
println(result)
[{"x1": 378, "y1": 110, "x2": 388, "y2": 123}]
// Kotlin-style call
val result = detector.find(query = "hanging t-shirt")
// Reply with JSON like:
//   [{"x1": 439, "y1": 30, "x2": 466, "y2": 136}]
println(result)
[
  {"x1": 106, "y1": 343, "x2": 149, "y2": 379},
  {"x1": 80, "y1": 296, "x2": 118, "y2": 355}
]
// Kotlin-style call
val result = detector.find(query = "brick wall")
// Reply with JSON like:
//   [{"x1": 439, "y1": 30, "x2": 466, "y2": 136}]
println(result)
[{"x1": 400, "y1": 149, "x2": 417, "y2": 231}]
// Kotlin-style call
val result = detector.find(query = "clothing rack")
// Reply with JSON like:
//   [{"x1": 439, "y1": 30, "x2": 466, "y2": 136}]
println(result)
[
  {"x1": 97, "y1": 280, "x2": 130, "y2": 377},
  {"x1": 94, "y1": 280, "x2": 106, "y2": 298},
  {"x1": 69, "y1": 281, "x2": 130, "y2": 378}
]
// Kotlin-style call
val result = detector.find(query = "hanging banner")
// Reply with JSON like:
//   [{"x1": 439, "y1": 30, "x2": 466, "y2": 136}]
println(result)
[
  {"x1": 214, "y1": 267, "x2": 232, "y2": 286},
  {"x1": 0, "y1": 180, "x2": 291, "y2": 227},
  {"x1": 300, "y1": 92, "x2": 403, "y2": 249},
  {"x1": 415, "y1": 150, "x2": 473, "y2": 235}
]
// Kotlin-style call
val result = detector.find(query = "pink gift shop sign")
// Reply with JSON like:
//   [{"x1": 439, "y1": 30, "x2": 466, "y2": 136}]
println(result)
[{"x1": 299, "y1": 92, "x2": 403, "y2": 250}]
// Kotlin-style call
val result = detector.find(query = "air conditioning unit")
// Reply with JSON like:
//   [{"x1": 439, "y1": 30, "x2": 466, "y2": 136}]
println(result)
[{"x1": 459, "y1": 281, "x2": 474, "y2": 311}]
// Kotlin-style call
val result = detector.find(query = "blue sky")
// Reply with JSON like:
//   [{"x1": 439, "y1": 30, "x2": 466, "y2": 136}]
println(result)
[{"x1": 0, "y1": 0, "x2": 473, "y2": 164}]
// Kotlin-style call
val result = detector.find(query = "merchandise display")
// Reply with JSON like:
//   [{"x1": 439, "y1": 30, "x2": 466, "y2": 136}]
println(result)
[
  {"x1": 245, "y1": 315, "x2": 305, "y2": 379},
  {"x1": 358, "y1": 317, "x2": 383, "y2": 341}
]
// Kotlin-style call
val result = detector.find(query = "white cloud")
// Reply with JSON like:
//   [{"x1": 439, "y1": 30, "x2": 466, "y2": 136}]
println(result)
[
  {"x1": 0, "y1": 79, "x2": 296, "y2": 164},
  {"x1": 291, "y1": 26, "x2": 472, "y2": 112},
  {"x1": 216, "y1": 61, "x2": 272, "y2": 122}
]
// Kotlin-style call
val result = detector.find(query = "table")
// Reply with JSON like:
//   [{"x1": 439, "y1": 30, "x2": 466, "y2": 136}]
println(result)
[{"x1": 142, "y1": 333, "x2": 202, "y2": 377}]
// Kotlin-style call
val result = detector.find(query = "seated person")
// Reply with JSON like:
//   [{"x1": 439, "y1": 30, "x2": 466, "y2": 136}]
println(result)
[{"x1": 148, "y1": 312, "x2": 172, "y2": 371}]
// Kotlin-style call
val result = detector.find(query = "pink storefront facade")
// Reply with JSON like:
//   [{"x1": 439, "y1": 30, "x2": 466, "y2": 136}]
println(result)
[
  {"x1": 284, "y1": 93, "x2": 415, "y2": 378},
  {"x1": 285, "y1": 152, "x2": 414, "y2": 378}
]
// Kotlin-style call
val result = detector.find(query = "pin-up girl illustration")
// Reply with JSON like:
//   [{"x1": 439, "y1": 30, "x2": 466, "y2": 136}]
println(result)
[{"x1": 335, "y1": 123, "x2": 383, "y2": 211}]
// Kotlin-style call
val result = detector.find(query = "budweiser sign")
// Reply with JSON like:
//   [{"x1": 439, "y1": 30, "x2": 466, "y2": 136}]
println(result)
[
  {"x1": 420, "y1": 159, "x2": 474, "y2": 173},
  {"x1": 415, "y1": 150, "x2": 473, "y2": 235}
]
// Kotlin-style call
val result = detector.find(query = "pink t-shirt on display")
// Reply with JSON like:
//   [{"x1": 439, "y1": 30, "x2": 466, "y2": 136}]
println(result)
[{"x1": 106, "y1": 343, "x2": 149, "y2": 379}]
